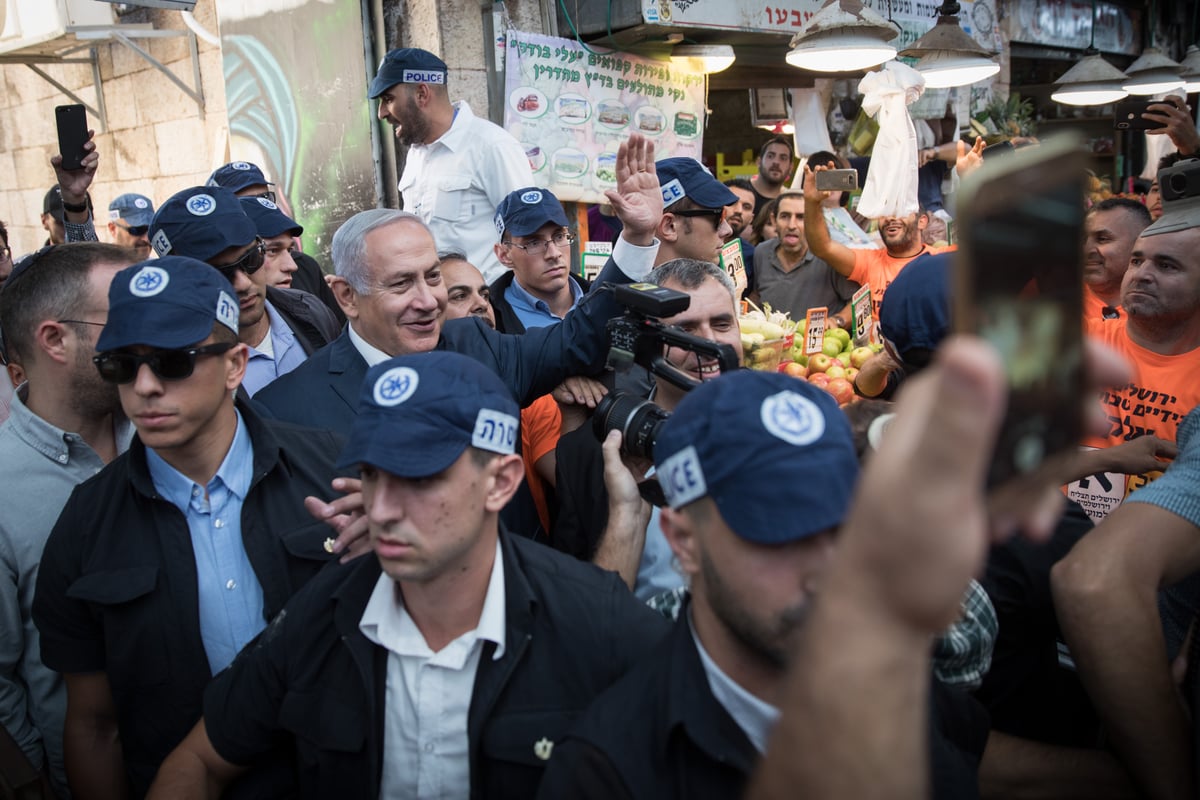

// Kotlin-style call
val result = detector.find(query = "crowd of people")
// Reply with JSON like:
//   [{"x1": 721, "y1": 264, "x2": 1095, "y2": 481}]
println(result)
[{"x1": 2, "y1": 43, "x2": 1200, "y2": 800}]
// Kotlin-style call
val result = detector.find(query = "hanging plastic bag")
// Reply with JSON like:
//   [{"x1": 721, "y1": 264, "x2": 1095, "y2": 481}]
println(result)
[
  {"x1": 855, "y1": 61, "x2": 926, "y2": 219},
  {"x1": 790, "y1": 87, "x2": 834, "y2": 156}
]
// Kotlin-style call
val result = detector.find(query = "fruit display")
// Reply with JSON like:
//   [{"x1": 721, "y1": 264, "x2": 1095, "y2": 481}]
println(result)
[
  {"x1": 780, "y1": 327, "x2": 885, "y2": 407},
  {"x1": 740, "y1": 305, "x2": 795, "y2": 373}
]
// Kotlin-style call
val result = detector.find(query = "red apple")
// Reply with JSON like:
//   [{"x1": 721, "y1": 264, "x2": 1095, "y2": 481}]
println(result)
[
  {"x1": 825, "y1": 377, "x2": 855, "y2": 406},
  {"x1": 807, "y1": 372, "x2": 831, "y2": 388},
  {"x1": 783, "y1": 362, "x2": 807, "y2": 378},
  {"x1": 807, "y1": 353, "x2": 833, "y2": 374}
]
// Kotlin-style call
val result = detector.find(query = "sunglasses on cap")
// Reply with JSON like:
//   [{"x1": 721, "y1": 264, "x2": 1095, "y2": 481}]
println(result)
[
  {"x1": 211, "y1": 239, "x2": 266, "y2": 282},
  {"x1": 93, "y1": 342, "x2": 235, "y2": 384}
]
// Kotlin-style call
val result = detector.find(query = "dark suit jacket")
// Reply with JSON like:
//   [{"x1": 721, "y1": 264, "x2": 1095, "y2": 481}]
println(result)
[
  {"x1": 255, "y1": 255, "x2": 634, "y2": 437},
  {"x1": 265, "y1": 285, "x2": 342, "y2": 355}
]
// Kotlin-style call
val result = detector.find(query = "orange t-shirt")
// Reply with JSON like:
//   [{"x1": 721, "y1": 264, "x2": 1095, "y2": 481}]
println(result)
[
  {"x1": 1082, "y1": 287, "x2": 1121, "y2": 322},
  {"x1": 849, "y1": 245, "x2": 956, "y2": 317},
  {"x1": 1084, "y1": 317, "x2": 1200, "y2": 493},
  {"x1": 521, "y1": 394, "x2": 562, "y2": 534}
]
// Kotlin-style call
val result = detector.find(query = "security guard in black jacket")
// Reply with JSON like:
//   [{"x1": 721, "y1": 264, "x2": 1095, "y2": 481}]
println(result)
[
  {"x1": 146, "y1": 351, "x2": 668, "y2": 799},
  {"x1": 33, "y1": 257, "x2": 343, "y2": 798}
]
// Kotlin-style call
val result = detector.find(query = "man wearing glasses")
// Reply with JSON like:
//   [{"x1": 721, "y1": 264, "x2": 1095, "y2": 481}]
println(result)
[
  {"x1": 148, "y1": 187, "x2": 341, "y2": 396},
  {"x1": 33, "y1": 256, "x2": 344, "y2": 798},
  {"x1": 653, "y1": 158, "x2": 738, "y2": 267},
  {"x1": 488, "y1": 188, "x2": 586, "y2": 334},
  {"x1": 0, "y1": 242, "x2": 136, "y2": 797},
  {"x1": 107, "y1": 193, "x2": 155, "y2": 259}
]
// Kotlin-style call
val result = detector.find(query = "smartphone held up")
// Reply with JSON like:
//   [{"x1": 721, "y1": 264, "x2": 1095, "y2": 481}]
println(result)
[
  {"x1": 55, "y1": 104, "x2": 89, "y2": 171},
  {"x1": 953, "y1": 136, "x2": 1089, "y2": 487}
]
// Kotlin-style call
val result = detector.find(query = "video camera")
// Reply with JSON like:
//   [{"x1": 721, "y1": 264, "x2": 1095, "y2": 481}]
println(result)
[
  {"x1": 593, "y1": 283, "x2": 739, "y2": 460},
  {"x1": 1144, "y1": 157, "x2": 1200, "y2": 236}
]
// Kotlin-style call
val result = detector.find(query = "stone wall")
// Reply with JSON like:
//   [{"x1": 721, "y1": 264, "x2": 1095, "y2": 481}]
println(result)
[{"x1": 0, "y1": 1, "x2": 228, "y2": 255}]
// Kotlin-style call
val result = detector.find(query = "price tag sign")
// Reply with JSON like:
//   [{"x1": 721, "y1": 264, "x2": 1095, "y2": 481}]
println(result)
[
  {"x1": 581, "y1": 240, "x2": 613, "y2": 282},
  {"x1": 851, "y1": 283, "x2": 874, "y2": 346},
  {"x1": 719, "y1": 239, "x2": 747, "y2": 295},
  {"x1": 804, "y1": 307, "x2": 828, "y2": 355}
]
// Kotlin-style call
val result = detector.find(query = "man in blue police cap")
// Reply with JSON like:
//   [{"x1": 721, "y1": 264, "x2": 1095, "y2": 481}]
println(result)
[
  {"x1": 653, "y1": 157, "x2": 737, "y2": 267},
  {"x1": 369, "y1": 47, "x2": 533, "y2": 283},
  {"x1": 107, "y1": 193, "x2": 155, "y2": 258},
  {"x1": 207, "y1": 161, "x2": 276, "y2": 201},
  {"x1": 488, "y1": 187, "x2": 588, "y2": 334},
  {"x1": 540, "y1": 370, "x2": 989, "y2": 799},
  {"x1": 239, "y1": 195, "x2": 303, "y2": 290},
  {"x1": 33, "y1": 256, "x2": 344, "y2": 797},
  {"x1": 149, "y1": 187, "x2": 340, "y2": 395},
  {"x1": 148, "y1": 350, "x2": 667, "y2": 799}
]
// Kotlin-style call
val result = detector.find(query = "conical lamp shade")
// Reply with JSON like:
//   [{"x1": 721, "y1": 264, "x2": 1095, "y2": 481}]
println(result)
[
  {"x1": 787, "y1": 0, "x2": 898, "y2": 73},
  {"x1": 1122, "y1": 47, "x2": 1184, "y2": 95},
  {"x1": 900, "y1": 13, "x2": 999, "y2": 88},
  {"x1": 1052, "y1": 53, "x2": 1129, "y2": 106}
]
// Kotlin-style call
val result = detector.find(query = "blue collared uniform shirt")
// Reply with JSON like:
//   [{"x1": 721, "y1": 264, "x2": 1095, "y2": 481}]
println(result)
[
  {"x1": 505, "y1": 277, "x2": 584, "y2": 330},
  {"x1": 243, "y1": 301, "x2": 308, "y2": 396},
  {"x1": 146, "y1": 410, "x2": 265, "y2": 674}
]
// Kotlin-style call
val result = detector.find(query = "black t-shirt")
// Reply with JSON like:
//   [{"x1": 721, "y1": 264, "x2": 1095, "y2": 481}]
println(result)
[{"x1": 975, "y1": 501, "x2": 1103, "y2": 747}]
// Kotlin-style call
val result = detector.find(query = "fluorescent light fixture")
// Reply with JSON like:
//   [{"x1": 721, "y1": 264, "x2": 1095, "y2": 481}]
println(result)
[
  {"x1": 1052, "y1": 54, "x2": 1129, "y2": 106},
  {"x1": 1122, "y1": 47, "x2": 1184, "y2": 95},
  {"x1": 786, "y1": 0, "x2": 898, "y2": 73},
  {"x1": 899, "y1": 5, "x2": 999, "y2": 89},
  {"x1": 1177, "y1": 45, "x2": 1200, "y2": 93},
  {"x1": 670, "y1": 44, "x2": 735, "y2": 74}
]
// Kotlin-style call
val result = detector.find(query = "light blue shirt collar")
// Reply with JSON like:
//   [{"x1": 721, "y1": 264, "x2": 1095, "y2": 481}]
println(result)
[
  {"x1": 505, "y1": 275, "x2": 583, "y2": 329},
  {"x1": 146, "y1": 409, "x2": 253, "y2": 510}
]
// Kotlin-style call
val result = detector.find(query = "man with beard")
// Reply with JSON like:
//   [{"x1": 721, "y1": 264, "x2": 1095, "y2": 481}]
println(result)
[
  {"x1": 148, "y1": 187, "x2": 341, "y2": 396},
  {"x1": 107, "y1": 194, "x2": 155, "y2": 259},
  {"x1": 1082, "y1": 198, "x2": 1150, "y2": 321},
  {"x1": 0, "y1": 243, "x2": 136, "y2": 797},
  {"x1": 370, "y1": 48, "x2": 532, "y2": 283},
  {"x1": 749, "y1": 136, "x2": 794, "y2": 215},
  {"x1": 803, "y1": 163, "x2": 952, "y2": 317},
  {"x1": 539, "y1": 371, "x2": 988, "y2": 799}
]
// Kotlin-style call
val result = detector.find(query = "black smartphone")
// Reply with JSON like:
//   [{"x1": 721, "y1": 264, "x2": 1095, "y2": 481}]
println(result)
[
  {"x1": 1114, "y1": 99, "x2": 1161, "y2": 131},
  {"x1": 815, "y1": 168, "x2": 858, "y2": 192},
  {"x1": 55, "y1": 104, "x2": 89, "y2": 171},
  {"x1": 954, "y1": 136, "x2": 1088, "y2": 487}
]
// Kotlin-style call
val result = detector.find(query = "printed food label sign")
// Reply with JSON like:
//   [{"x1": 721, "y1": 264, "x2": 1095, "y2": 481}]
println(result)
[
  {"x1": 503, "y1": 30, "x2": 706, "y2": 203},
  {"x1": 851, "y1": 283, "x2": 874, "y2": 346},
  {"x1": 720, "y1": 239, "x2": 747, "y2": 295},
  {"x1": 804, "y1": 307, "x2": 828, "y2": 355}
]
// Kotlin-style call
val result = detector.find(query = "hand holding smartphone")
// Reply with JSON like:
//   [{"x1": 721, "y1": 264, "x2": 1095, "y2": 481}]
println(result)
[{"x1": 953, "y1": 136, "x2": 1088, "y2": 487}]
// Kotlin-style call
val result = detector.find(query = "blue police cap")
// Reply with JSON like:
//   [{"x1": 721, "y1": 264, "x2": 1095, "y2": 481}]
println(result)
[
  {"x1": 240, "y1": 196, "x2": 303, "y2": 239},
  {"x1": 654, "y1": 370, "x2": 859, "y2": 545},
  {"x1": 108, "y1": 193, "x2": 155, "y2": 228},
  {"x1": 494, "y1": 187, "x2": 569, "y2": 239},
  {"x1": 97, "y1": 256, "x2": 239, "y2": 352},
  {"x1": 655, "y1": 157, "x2": 738, "y2": 210},
  {"x1": 149, "y1": 187, "x2": 258, "y2": 263},
  {"x1": 878, "y1": 252, "x2": 950, "y2": 359},
  {"x1": 368, "y1": 48, "x2": 448, "y2": 99},
  {"x1": 206, "y1": 161, "x2": 273, "y2": 194},
  {"x1": 338, "y1": 351, "x2": 520, "y2": 479}
]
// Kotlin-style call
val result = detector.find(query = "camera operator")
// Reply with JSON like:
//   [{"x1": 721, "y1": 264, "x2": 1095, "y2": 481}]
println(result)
[{"x1": 552, "y1": 258, "x2": 743, "y2": 598}]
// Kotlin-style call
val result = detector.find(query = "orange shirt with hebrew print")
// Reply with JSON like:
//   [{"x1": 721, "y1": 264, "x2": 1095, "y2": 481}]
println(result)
[
  {"x1": 1084, "y1": 316, "x2": 1200, "y2": 493},
  {"x1": 1082, "y1": 286, "x2": 1121, "y2": 322},
  {"x1": 849, "y1": 245, "x2": 956, "y2": 317}
]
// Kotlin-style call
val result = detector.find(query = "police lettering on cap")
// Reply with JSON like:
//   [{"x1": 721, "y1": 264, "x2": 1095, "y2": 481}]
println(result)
[
  {"x1": 368, "y1": 47, "x2": 449, "y2": 98},
  {"x1": 653, "y1": 370, "x2": 859, "y2": 545},
  {"x1": 97, "y1": 256, "x2": 239, "y2": 352},
  {"x1": 655, "y1": 157, "x2": 739, "y2": 210},
  {"x1": 337, "y1": 351, "x2": 520, "y2": 479},
  {"x1": 149, "y1": 186, "x2": 259, "y2": 264},
  {"x1": 494, "y1": 186, "x2": 570, "y2": 239}
]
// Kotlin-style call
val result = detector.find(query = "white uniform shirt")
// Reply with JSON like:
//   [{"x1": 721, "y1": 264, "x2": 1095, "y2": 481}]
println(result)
[
  {"x1": 359, "y1": 540, "x2": 507, "y2": 799},
  {"x1": 398, "y1": 101, "x2": 533, "y2": 283}
]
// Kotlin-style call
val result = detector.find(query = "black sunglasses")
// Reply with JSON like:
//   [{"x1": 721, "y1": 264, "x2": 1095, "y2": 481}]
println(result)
[
  {"x1": 211, "y1": 240, "x2": 266, "y2": 282},
  {"x1": 671, "y1": 208, "x2": 726, "y2": 227},
  {"x1": 93, "y1": 342, "x2": 235, "y2": 384},
  {"x1": 113, "y1": 222, "x2": 150, "y2": 237}
]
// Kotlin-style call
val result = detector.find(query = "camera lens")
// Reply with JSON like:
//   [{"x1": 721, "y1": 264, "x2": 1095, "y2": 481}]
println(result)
[
  {"x1": 1167, "y1": 172, "x2": 1189, "y2": 198},
  {"x1": 593, "y1": 391, "x2": 671, "y2": 461}
]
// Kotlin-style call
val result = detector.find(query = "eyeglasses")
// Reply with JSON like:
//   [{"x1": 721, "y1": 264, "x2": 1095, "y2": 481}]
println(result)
[
  {"x1": 503, "y1": 230, "x2": 576, "y2": 256},
  {"x1": 671, "y1": 208, "x2": 726, "y2": 227},
  {"x1": 249, "y1": 190, "x2": 277, "y2": 204},
  {"x1": 210, "y1": 239, "x2": 266, "y2": 282},
  {"x1": 113, "y1": 222, "x2": 150, "y2": 237},
  {"x1": 93, "y1": 342, "x2": 235, "y2": 384},
  {"x1": 57, "y1": 319, "x2": 106, "y2": 329}
]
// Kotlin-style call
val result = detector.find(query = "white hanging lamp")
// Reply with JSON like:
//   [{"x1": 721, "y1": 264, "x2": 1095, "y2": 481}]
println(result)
[
  {"x1": 898, "y1": 2, "x2": 999, "y2": 88},
  {"x1": 786, "y1": 0, "x2": 898, "y2": 73}
]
